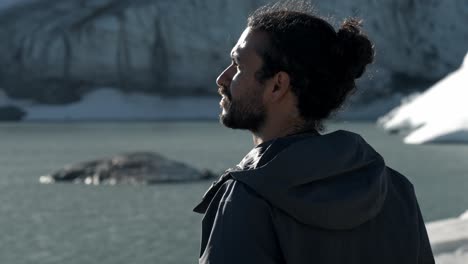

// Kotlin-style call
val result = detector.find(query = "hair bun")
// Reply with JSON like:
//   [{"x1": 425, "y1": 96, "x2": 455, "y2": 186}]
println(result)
[{"x1": 336, "y1": 18, "x2": 374, "y2": 79}]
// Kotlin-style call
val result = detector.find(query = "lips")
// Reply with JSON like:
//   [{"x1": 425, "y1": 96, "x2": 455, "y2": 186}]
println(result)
[{"x1": 218, "y1": 87, "x2": 231, "y2": 100}]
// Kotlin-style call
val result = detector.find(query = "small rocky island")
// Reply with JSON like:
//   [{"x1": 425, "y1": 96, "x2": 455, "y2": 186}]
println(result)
[{"x1": 39, "y1": 152, "x2": 215, "y2": 185}]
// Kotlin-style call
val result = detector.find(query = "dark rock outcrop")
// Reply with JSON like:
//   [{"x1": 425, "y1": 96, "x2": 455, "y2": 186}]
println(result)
[
  {"x1": 0, "y1": 105, "x2": 26, "y2": 121},
  {"x1": 39, "y1": 152, "x2": 215, "y2": 185}
]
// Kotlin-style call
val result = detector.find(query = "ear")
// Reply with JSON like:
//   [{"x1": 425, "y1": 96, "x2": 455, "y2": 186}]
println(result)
[{"x1": 269, "y1": 71, "x2": 291, "y2": 102}]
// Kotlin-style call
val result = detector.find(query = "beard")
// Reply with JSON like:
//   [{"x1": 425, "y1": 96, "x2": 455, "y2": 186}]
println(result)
[{"x1": 219, "y1": 87, "x2": 266, "y2": 132}]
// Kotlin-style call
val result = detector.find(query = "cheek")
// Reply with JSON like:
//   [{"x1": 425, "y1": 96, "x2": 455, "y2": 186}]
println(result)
[
  {"x1": 230, "y1": 71, "x2": 254, "y2": 98},
  {"x1": 228, "y1": 72, "x2": 242, "y2": 96}
]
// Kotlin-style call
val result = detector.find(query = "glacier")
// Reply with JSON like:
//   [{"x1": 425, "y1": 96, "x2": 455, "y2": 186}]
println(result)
[
  {"x1": 378, "y1": 53, "x2": 468, "y2": 144},
  {"x1": 0, "y1": 0, "x2": 467, "y2": 105}
]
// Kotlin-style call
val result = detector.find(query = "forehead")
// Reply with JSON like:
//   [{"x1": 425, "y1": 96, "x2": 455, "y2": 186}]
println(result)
[{"x1": 231, "y1": 27, "x2": 268, "y2": 59}]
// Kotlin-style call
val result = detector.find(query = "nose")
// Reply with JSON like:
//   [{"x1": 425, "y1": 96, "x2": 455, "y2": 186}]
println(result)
[{"x1": 216, "y1": 65, "x2": 234, "y2": 89}]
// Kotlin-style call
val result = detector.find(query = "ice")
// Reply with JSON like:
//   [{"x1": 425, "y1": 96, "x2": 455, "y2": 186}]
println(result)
[
  {"x1": 0, "y1": 88, "x2": 220, "y2": 121},
  {"x1": 378, "y1": 53, "x2": 468, "y2": 144},
  {"x1": 427, "y1": 210, "x2": 468, "y2": 264}
]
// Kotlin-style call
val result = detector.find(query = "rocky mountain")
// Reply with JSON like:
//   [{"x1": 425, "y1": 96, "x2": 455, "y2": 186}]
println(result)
[{"x1": 0, "y1": 0, "x2": 466, "y2": 105}]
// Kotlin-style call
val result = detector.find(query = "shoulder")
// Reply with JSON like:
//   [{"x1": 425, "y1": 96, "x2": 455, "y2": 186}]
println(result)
[
  {"x1": 215, "y1": 179, "x2": 272, "y2": 211},
  {"x1": 199, "y1": 181, "x2": 283, "y2": 264},
  {"x1": 201, "y1": 178, "x2": 275, "y2": 224},
  {"x1": 386, "y1": 167, "x2": 415, "y2": 190},
  {"x1": 384, "y1": 167, "x2": 420, "y2": 214}
]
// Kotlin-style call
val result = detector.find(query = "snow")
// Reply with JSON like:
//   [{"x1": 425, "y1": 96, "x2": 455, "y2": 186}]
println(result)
[
  {"x1": 0, "y1": 86, "x2": 405, "y2": 122},
  {"x1": 427, "y1": 210, "x2": 468, "y2": 264},
  {"x1": 0, "y1": 88, "x2": 220, "y2": 121},
  {"x1": 378, "y1": 53, "x2": 468, "y2": 144}
]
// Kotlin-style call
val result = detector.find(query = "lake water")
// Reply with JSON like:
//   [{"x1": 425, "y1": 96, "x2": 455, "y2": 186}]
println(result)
[{"x1": 1, "y1": 121, "x2": 468, "y2": 264}]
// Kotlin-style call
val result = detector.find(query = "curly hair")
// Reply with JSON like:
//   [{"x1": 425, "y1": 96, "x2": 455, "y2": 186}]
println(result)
[{"x1": 247, "y1": 2, "x2": 374, "y2": 130}]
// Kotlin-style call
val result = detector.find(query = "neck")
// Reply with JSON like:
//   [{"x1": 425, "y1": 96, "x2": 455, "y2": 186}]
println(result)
[{"x1": 251, "y1": 116, "x2": 309, "y2": 146}]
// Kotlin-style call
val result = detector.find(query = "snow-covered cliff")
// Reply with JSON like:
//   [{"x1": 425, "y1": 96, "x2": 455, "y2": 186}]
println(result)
[
  {"x1": 317, "y1": 0, "x2": 468, "y2": 79},
  {"x1": 0, "y1": 0, "x2": 467, "y2": 106},
  {"x1": 0, "y1": 0, "x2": 268, "y2": 103}
]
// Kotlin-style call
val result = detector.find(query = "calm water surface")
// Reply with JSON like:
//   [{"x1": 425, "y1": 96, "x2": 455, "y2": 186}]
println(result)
[{"x1": 1, "y1": 121, "x2": 467, "y2": 264}]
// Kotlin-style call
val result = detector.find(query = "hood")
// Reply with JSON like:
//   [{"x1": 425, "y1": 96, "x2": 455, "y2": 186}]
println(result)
[{"x1": 230, "y1": 130, "x2": 388, "y2": 230}]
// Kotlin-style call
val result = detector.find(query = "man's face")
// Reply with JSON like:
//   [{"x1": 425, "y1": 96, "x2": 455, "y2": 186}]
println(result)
[{"x1": 216, "y1": 27, "x2": 268, "y2": 132}]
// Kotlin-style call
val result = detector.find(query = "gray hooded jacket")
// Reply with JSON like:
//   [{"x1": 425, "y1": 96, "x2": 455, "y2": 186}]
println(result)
[{"x1": 194, "y1": 130, "x2": 434, "y2": 264}]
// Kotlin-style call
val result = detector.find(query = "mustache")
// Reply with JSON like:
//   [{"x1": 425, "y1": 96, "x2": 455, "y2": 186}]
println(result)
[{"x1": 218, "y1": 85, "x2": 231, "y2": 100}]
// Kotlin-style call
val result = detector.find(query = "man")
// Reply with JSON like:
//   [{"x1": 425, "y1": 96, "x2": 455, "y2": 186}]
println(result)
[{"x1": 193, "y1": 3, "x2": 435, "y2": 264}]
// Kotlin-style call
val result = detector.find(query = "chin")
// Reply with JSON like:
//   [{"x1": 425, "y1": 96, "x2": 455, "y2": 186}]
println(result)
[
  {"x1": 219, "y1": 112, "x2": 231, "y2": 127},
  {"x1": 218, "y1": 100, "x2": 266, "y2": 132},
  {"x1": 220, "y1": 107, "x2": 228, "y2": 116},
  {"x1": 219, "y1": 112, "x2": 237, "y2": 129},
  {"x1": 219, "y1": 113, "x2": 259, "y2": 132}
]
